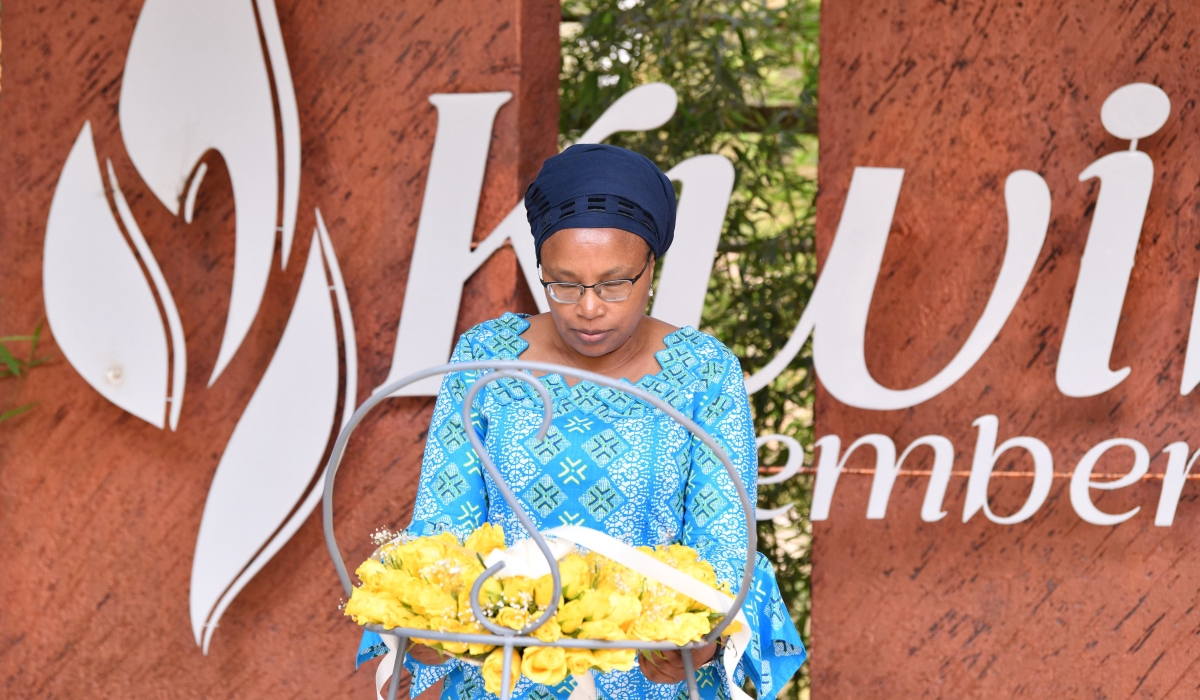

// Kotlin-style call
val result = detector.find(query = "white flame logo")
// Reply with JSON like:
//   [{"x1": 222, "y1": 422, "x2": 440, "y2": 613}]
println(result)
[{"x1": 42, "y1": 0, "x2": 356, "y2": 653}]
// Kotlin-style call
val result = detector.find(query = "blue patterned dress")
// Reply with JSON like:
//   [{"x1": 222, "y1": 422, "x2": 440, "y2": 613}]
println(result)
[{"x1": 357, "y1": 313, "x2": 805, "y2": 699}]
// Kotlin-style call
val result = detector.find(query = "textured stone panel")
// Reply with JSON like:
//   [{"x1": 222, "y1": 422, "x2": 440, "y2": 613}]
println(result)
[{"x1": 815, "y1": 2, "x2": 1200, "y2": 698}]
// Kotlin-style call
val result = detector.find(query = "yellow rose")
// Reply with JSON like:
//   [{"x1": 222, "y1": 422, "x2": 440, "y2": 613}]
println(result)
[
  {"x1": 458, "y1": 589, "x2": 479, "y2": 621},
  {"x1": 482, "y1": 648, "x2": 521, "y2": 696},
  {"x1": 394, "y1": 580, "x2": 421, "y2": 608},
  {"x1": 502, "y1": 576, "x2": 536, "y2": 608},
  {"x1": 577, "y1": 619, "x2": 625, "y2": 641},
  {"x1": 531, "y1": 618, "x2": 562, "y2": 643},
  {"x1": 595, "y1": 561, "x2": 643, "y2": 595},
  {"x1": 452, "y1": 559, "x2": 486, "y2": 592},
  {"x1": 521, "y1": 646, "x2": 569, "y2": 687},
  {"x1": 660, "y1": 596, "x2": 686, "y2": 612},
  {"x1": 557, "y1": 553, "x2": 593, "y2": 600},
  {"x1": 556, "y1": 599, "x2": 585, "y2": 634},
  {"x1": 661, "y1": 612, "x2": 709, "y2": 646},
  {"x1": 604, "y1": 593, "x2": 642, "y2": 632},
  {"x1": 403, "y1": 537, "x2": 450, "y2": 576},
  {"x1": 344, "y1": 588, "x2": 385, "y2": 624},
  {"x1": 464, "y1": 522, "x2": 506, "y2": 555},
  {"x1": 564, "y1": 649, "x2": 596, "y2": 676},
  {"x1": 591, "y1": 648, "x2": 636, "y2": 672},
  {"x1": 380, "y1": 604, "x2": 422, "y2": 631},
  {"x1": 575, "y1": 590, "x2": 612, "y2": 622},
  {"x1": 493, "y1": 606, "x2": 529, "y2": 631},
  {"x1": 680, "y1": 560, "x2": 718, "y2": 589},
  {"x1": 430, "y1": 618, "x2": 469, "y2": 654},
  {"x1": 478, "y1": 575, "x2": 504, "y2": 607},
  {"x1": 647, "y1": 587, "x2": 691, "y2": 616},
  {"x1": 447, "y1": 620, "x2": 496, "y2": 656},
  {"x1": 355, "y1": 559, "x2": 389, "y2": 588},
  {"x1": 412, "y1": 585, "x2": 457, "y2": 618},
  {"x1": 438, "y1": 548, "x2": 477, "y2": 582},
  {"x1": 533, "y1": 574, "x2": 561, "y2": 609},
  {"x1": 629, "y1": 618, "x2": 671, "y2": 642},
  {"x1": 379, "y1": 568, "x2": 419, "y2": 598},
  {"x1": 441, "y1": 637, "x2": 469, "y2": 656},
  {"x1": 344, "y1": 590, "x2": 415, "y2": 630}
]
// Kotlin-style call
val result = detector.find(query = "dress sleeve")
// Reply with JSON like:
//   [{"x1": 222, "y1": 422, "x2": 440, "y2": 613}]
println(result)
[
  {"x1": 357, "y1": 334, "x2": 489, "y2": 694},
  {"x1": 682, "y1": 349, "x2": 757, "y2": 588},
  {"x1": 682, "y1": 348, "x2": 806, "y2": 700},
  {"x1": 405, "y1": 334, "x2": 490, "y2": 539}
]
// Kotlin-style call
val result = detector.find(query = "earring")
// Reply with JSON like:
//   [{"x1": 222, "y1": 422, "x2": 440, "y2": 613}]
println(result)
[{"x1": 649, "y1": 287, "x2": 655, "y2": 298}]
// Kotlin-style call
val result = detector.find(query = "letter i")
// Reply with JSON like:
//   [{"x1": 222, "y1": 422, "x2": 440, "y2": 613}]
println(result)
[{"x1": 1057, "y1": 83, "x2": 1171, "y2": 397}]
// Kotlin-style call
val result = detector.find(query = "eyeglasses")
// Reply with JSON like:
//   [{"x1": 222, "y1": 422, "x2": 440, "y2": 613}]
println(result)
[{"x1": 540, "y1": 253, "x2": 653, "y2": 304}]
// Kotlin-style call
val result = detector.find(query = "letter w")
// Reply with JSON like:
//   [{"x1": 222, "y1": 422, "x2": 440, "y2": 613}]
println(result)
[{"x1": 745, "y1": 168, "x2": 1050, "y2": 410}]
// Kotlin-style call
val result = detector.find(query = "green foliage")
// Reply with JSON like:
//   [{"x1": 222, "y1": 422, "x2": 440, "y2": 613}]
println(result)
[
  {"x1": 0, "y1": 315, "x2": 50, "y2": 423},
  {"x1": 560, "y1": 1, "x2": 819, "y2": 695}
]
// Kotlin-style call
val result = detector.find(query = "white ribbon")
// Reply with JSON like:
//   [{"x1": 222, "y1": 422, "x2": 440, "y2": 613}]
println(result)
[
  {"x1": 484, "y1": 536, "x2": 576, "y2": 578},
  {"x1": 567, "y1": 672, "x2": 596, "y2": 700},
  {"x1": 375, "y1": 634, "x2": 399, "y2": 700},
  {"x1": 374, "y1": 527, "x2": 753, "y2": 700}
]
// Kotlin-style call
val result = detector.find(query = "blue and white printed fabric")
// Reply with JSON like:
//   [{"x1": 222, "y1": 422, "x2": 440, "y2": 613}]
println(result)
[{"x1": 357, "y1": 312, "x2": 805, "y2": 699}]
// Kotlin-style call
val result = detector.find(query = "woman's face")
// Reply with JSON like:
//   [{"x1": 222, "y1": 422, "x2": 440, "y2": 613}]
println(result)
[{"x1": 538, "y1": 227, "x2": 654, "y2": 358}]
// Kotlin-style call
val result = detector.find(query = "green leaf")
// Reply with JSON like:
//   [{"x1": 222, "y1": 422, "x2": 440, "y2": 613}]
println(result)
[
  {"x1": 30, "y1": 321, "x2": 44, "y2": 358},
  {"x1": 0, "y1": 344, "x2": 23, "y2": 377},
  {"x1": 0, "y1": 403, "x2": 34, "y2": 421}
]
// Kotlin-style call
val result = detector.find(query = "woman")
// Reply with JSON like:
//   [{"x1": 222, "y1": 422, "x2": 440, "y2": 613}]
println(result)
[{"x1": 358, "y1": 144, "x2": 805, "y2": 699}]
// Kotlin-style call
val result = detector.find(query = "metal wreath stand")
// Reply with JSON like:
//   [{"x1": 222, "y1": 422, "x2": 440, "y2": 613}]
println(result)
[{"x1": 323, "y1": 360, "x2": 756, "y2": 700}]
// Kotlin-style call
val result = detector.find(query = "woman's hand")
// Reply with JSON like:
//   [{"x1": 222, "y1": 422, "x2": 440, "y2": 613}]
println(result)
[
  {"x1": 639, "y1": 642, "x2": 719, "y2": 684},
  {"x1": 406, "y1": 642, "x2": 448, "y2": 666}
]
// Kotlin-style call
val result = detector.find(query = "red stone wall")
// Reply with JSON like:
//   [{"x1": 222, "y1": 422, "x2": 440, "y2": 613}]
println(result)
[
  {"x1": 0, "y1": 1, "x2": 556, "y2": 696},
  {"x1": 815, "y1": 2, "x2": 1200, "y2": 697}
]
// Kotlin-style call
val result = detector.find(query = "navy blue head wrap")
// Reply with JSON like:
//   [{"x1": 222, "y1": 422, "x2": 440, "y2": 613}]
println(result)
[{"x1": 524, "y1": 144, "x2": 676, "y2": 263}]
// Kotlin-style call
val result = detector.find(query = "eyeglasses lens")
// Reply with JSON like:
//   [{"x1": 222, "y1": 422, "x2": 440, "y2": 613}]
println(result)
[
  {"x1": 595, "y1": 281, "x2": 633, "y2": 302},
  {"x1": 547, "y1": 284, "x2": 583, "y2": 303},
  {"x1": 546, "y1": 281, "x2": 634, "y2": 304}
]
